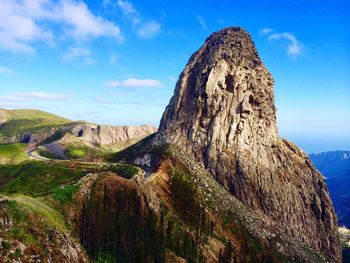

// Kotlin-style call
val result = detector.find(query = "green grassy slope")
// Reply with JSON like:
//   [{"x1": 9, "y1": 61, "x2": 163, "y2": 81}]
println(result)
[
  {"x1": 6, "y1": 195, "x2": 68, "y2": 232},
  {"x1": 0, "y1": 109, "x2": 72, "y2": 138},
  {"x1": 0, "y1": 161, "x2": 86, "y2": 196},
  {"x1": 0, "y1": 143, "x2": 28, "y2": 164}
]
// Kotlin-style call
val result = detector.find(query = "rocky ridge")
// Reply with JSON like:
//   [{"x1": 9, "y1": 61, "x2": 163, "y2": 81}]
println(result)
[
  {"x1": 151, "y1": 27, "x2": 341, "y2": 262},
  {"x1": 71, "y1": 123, "x2": 157, "y2": 146}
]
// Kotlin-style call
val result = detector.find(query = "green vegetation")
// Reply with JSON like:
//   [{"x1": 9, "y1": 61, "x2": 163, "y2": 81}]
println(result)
[
  {"x1": 170, "y1": 168, "x2": 213, "y2": 234},
  {"x1": 66, "y1": 146, "x2": 87, "y2": 159},
  {"x1": 65, "y1": 144, "x2": 105, "y2": 160},
  {"x1": 51, "y1": 184, "x2": 79, "y2": 205},
  {"x1": 0, "y1": 109, "x2": 71, "y2": 138},
  {"x1": 0, "y1": 143, "x2": 28, "y2": 163},
  {"x1": 81, "y1": 181, "x2": 163, "y2": 262},
  {"x1": 7, "y1": 195, "x2": 68, "y2": 232},
  {"x1": 0, "y1": 161, "x2": 86, "y2": 196},
  {"x1": 0, "y1": 159, "x2": 140, "y2": 198},
  {"x1": 109, "y1": 163, "x2": 140, "y2": 179},
  {"x1": 80, "y1": 178, "x2": 207, "y2": 263},
  {"x1": 0, "y1": 195, "x2": 69, "y2": 260}
]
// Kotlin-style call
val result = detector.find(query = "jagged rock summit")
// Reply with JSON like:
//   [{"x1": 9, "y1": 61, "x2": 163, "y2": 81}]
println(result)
[{"x1": 154, "y1": 27, "x2": 341, "y2": 261}]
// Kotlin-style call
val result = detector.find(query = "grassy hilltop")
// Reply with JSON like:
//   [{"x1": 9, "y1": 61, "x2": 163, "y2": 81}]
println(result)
[{"x1": 0, "y1": 109, "x2": 72, "y2": 138}]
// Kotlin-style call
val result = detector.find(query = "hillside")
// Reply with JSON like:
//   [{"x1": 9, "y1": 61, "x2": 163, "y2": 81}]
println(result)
[
  {"x1": 0, "y1": 28, "x2": 342, "y2": 263},
  {"x1": 310, "y1": 151, "x2": 350, "y2": 227},
  {"x1": 0, "y1": 109, "x2": 157, "y2": 161},
  {"x1": 0, "y1": 143, "x2": 28, "y2": 164},
  {"x1": 309, "y1": 151, "x2": 350, "y2": 179},
  {"x1": 0, "y1": 109, "x2": 73, "y2": 142}
]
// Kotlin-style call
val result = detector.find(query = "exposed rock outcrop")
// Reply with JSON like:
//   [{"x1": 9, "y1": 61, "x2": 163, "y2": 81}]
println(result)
[
  {"x1": 0, "y1": 129, "x2": 58, "y2": 144},
  {"x1": 0, "y1": 198, "x2": 86, "y2": 262},
  {"x1": 71, "y1": 123, "x2": 157, "y2": 146},
  {"x1": 153, "y1": 27, "x2": 341, "y2": 262}
]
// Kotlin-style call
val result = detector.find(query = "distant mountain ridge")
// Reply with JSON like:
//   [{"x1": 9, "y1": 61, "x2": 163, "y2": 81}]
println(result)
[
  {"x1": 0, "y1": 108, "x2": 157, "y2": 160},
  {"x1": 309, "y1": 150, "x2": 350, "y2": 228},
  {"x1": 0, "y1": 109, "x2": 72, "y2": 138},
  {"x1": 0, "y1": 28, "x2": 344, "y2": 262},
  {"x1": 310, "y1": 150, "x2": 350, "y2": 178}
]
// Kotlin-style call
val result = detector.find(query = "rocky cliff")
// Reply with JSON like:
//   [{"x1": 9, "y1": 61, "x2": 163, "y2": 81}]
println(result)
[
  {"x1": 71, "y1": 123, "x2": 157, "y2": 146},
  {"x1": 152, "y1": 27, "x2": 341, "y2": 262}
]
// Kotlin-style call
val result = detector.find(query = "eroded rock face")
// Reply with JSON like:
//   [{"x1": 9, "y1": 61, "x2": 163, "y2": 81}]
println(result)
[
  {"x1": 155, "y1": 27, "x2": 341, "y2": 262},
  {"x1": 0, "y1": 129, "x2": 57, "y2": 144},
  {"x1": 71, "y1": 124, "x2": 157, "y2": 146}
]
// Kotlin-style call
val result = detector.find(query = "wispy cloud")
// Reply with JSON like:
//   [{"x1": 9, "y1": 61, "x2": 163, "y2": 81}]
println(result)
[
  {"x1": 117, "y1": 0, "x2": 140, "y2": 26},
  {"x1": 196, "y1": 16, "x2": 207, "y2": 30},
  {"x1": 105, "y1": 78, "x2": 164, "y2": 88},
  {"x1": 116, "y1": 0, "x2": 161, "y2": 39},
  {"x1": 0, "y1": 0, "x2": 123, "y2": 54},
  {"x1": 1, "y1": 92, "x2": 72, "y2": 101},
  {"x1": 109, "y1": 53, "x2": 120, "y2": 65},
  {"x1": 261, "y1": 28, "x2": 303, "y2": 57},
  {"x1": 137, "y1": 21, "x2": 161, "y2": 39},
  {"x1": 59, "y1": 0, "x2": 122, "y2": 42},
  {"x1": 0, "y1": 66, "x2": 14, "y2": 75},
  {"x1": 0, "y1": 95, "x2": 27, "y2": 101},
  {"x1": 61, "y1": 46, "x2": 94, "y2": 65},
  {"x1": 260, "y1": 28, "x2": 274, "y2": 35},
  {"x1": 268, "y1": 33, "x2": 303, "y2": 56},
  {"x1": 15, "y1": 92, "x2": 72, "y2": 100}
]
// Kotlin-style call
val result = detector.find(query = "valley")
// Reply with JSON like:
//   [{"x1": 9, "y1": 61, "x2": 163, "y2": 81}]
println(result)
[{"x1": 0, "y1": 27, "x2": 346, "y2": 263}]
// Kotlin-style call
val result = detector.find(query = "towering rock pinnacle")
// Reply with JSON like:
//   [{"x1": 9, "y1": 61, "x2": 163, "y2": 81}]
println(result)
[{"x1": 155, "y1": 27, "x2": 341, "y2": 261}]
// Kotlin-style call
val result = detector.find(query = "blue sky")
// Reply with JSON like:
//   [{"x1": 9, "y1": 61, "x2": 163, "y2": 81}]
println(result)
[{"x1": 0, "y1": 0, "x2": 349, "y2": 153}]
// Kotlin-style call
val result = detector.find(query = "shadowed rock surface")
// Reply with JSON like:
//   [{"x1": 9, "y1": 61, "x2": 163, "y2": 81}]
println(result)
[{"x1": 153, "y1": 27, "x2": 341, "y2": 262}]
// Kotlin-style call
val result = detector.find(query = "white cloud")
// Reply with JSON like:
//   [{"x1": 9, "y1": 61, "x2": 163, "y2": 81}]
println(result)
[
  {"x1": 14, "y1": 92, "x2": 72, "y2": 100},
  {"x1": 106, "y1": 78, "x2": 164, "y2": 88},
  {"x1": 0, "y1": 0, "x2": 54, "y2": 53},
  {"x1": 196, "y1": 16, "x2": 207, "y2": 30},
  {"x1": 137, "y1": 21, "x2": 161, "y2": 39},
  {"x1": 261, "y1": 28, "x2": 303, "y2": 57},
  {"x1": 260, "y1": 28, "x2": 274, "y2": 35},
  {"x1": 268, "y1": 32, "x2": 303, "y2": 56},
  {"x1": 0, "y1": 95, "x2": 28, "y2": 101},
  {"x1": 109, "y1": 53, "x2": 120, "y2": 65},
  {"x1": 0, "y1": 92, "x2": 72, "y2": 103},
  {"x1": 14, "y1": 91, "x2": 71, "y2": 100},
  {"x1": 61, "y1": 46, "x2": 94, "y2": 64},
  {"x1": 117, "y1": 0, "x2": 140, "y2": 26},
  {"x1": 0, "y1": 66, "x2": 14, "y2": 75},
  {"x1": 0, "y1": 0, "x2": 122, "y2": 53},
  {"x1": 58, "y1": 0, "x2": 122, "y2": 42},
  {"x1": 116, "y1": 0, "x2": 161, "y2": 39}
]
